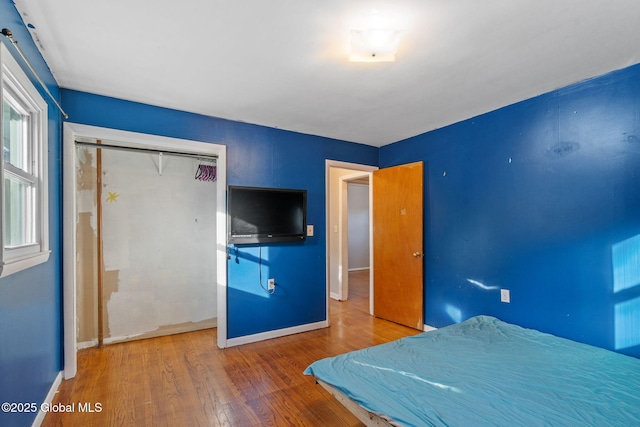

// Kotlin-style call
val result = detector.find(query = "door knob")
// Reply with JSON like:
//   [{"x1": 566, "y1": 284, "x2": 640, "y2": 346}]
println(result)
[{"x1": 413, "y1": 252, "x2": 422, "y2": 258}]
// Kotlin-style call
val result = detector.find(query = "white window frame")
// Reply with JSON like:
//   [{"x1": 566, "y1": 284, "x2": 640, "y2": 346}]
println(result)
[{"x1": 0, "y1": 42, "x2": 49, "y2": 277}]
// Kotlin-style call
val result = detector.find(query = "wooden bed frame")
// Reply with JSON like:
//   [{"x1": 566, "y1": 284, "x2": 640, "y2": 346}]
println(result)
[{"x1": 316, "y1": 380, "x2": 394, "y2": 427}]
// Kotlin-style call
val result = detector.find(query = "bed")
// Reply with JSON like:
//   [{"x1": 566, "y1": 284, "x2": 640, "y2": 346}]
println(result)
[{"x1": 304, "y1": 315, "x2": 640, "y2": 426}]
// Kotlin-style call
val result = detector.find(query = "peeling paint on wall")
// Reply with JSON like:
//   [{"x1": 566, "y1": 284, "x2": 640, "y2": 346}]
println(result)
[
  {"x1": 76, "y1": 212, "x2": 98, "y2": 343},
  {"x1": 102, "y1": 269, "x2": 120, "y2": 338},
  {"x1": 101, "y1": 148, "x2": 217, "y2": 342},
  {"x1": 75, "y1": 144, "x2": 217, "y2": 346},
  {"x1": 76, "y1": 147, "x2": 98, "y2": 231},
  {"x1": 104, "y1": 318, "x2": 217, "y2": 345},
  {"x1": 76, "y1": 147, "x2": 98, "y2": 344}
]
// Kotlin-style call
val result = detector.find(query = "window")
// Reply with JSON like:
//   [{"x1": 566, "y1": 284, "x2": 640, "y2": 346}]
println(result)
[{"x1": 0, "y1": 42, "x2": 49, "y2": 277}]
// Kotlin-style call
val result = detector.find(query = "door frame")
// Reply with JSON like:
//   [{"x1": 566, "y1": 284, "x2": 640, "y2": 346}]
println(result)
[
  {"x1": 63, "y1": 123, "x2": 228, "y2": 379},
  {"x1": 325, "y1": 160, "x2": 377, "y2": 323}
]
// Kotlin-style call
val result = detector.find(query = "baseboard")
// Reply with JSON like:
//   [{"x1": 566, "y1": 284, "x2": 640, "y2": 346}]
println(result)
[
  {"x1": 424, "y1": 324, "x2": 437, "y2": 332},
  {"x1": 330, "y1": 292, "x2": 341, "y2": 300},
  {"x1": 103, "y1": 318, "x2": 217, "y2": 345},
  {"x1": 31, "y1": 371, "x2": 62, "y2": 427},
  {"x1": 226, "y1": 320, "x2": 328, "y2": 347},
  {"x1": 347, "y1": 267, "x2": 370, "y2": 272},
  {"x1": 77, "y1": 339, "x2": 98, "y2": 350}
]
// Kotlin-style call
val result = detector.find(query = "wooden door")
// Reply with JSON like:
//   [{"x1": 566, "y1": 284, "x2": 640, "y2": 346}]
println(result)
[{"x1": 373, "y1": 161, "x2": 424, "y2": 329}]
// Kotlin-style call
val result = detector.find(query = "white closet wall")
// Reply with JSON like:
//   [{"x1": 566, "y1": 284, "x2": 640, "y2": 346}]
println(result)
[{"x1": 76, "y1": 146, "x2": 217, "y2": 345}]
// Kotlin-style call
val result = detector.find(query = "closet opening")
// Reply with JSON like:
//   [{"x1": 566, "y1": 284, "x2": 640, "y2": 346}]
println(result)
[
  {"x1": 63, "y1": 123, "x2": 228, "y2": 378},
  {"x1": 75, "y1": 138, "x2": 219, "y2": 347}
]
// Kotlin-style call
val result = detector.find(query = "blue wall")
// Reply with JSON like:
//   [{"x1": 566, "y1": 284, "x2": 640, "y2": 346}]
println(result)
[
  {"x1": 3, "y1": 5, "x2": 639, "y2": 426},
  {"x1": 61, "y1": 89, "x2": 378, "y2": 339},
  {"x1": 380, "y1": 64, "x2": 640, "y2": 358},
  {"x1": 0, "y1": 2, "x2": 63, "y2": 427}
]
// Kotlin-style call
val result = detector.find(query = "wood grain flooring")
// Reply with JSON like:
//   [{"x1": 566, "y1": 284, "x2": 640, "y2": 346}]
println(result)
[{"x1": 43, "y1": 270, "x2": 420, "y2": 426}]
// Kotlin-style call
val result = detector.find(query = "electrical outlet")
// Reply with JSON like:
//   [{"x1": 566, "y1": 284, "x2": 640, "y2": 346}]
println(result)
[
  {"x1": 500, "y1": 289, "x2": 510, "y2": 303},
  {"x1": 307, "y1": 225, "x2": 314, "y2": 236},
  {"x1": 268, "y1": 278, "x2": 275, "y2": 291}
]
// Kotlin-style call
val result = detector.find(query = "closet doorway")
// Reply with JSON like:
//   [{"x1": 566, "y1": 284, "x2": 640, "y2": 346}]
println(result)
[
  {"x1": 63, "y1": 123, "x2": 228, "y2": 378},
  {"x1": 76, "y1": 141, "x2": 217, "y2": 347}
]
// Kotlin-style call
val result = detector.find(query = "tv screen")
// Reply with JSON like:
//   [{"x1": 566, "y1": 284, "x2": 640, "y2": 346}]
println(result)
[{"x1": 227, "y1": 186, "x2": 307, "y2": 244}]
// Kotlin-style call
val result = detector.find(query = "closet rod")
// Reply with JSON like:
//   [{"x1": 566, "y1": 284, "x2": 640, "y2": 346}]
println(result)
[
  {"x1": 75, "y1": 140, "x2": 218, "y2": 161},
  {"x1": 1, "y1": 28, "x2": 69, "y2": 119}
]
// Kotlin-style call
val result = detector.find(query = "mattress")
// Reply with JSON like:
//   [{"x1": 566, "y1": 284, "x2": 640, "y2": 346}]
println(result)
[{"x1": 304, "y1": 315, "x2": 640, "y2": 426}]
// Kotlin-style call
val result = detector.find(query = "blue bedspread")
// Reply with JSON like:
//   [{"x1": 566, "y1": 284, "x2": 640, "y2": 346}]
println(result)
[{"x1": 304, "y1": 316, "x2": 640, "y2": 426}]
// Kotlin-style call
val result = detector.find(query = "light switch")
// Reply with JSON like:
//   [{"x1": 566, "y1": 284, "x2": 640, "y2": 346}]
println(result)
[{"x1": 307, "y1": 225, "x2": 314, "y2": 236}]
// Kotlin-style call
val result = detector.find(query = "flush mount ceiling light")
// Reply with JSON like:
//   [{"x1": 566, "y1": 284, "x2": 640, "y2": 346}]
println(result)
[
  {"x1": 350, "y1": 28, "x2": 402, "y2": 62},
  {"x1": 349, "y1": 10, "x2": 403, "y2": 63}
]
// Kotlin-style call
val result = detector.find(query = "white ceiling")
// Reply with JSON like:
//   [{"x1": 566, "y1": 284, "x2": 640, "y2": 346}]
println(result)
[{"x1": 13, "y1": 0, "x2": 640, "y2": 147}]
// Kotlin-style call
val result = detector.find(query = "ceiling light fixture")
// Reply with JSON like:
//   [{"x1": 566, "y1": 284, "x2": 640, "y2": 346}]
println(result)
[
  {"x1": 349, "y1": 10, "x2": 402, "y2": 63},
  {"x1": 350, "y1": 29, "x2": 401, "y2": 62}
]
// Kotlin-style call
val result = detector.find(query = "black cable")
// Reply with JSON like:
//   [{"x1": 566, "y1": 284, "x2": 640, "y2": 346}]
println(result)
[{"x1": 258, "y1": 245, "x2": 275, "y2": 295}]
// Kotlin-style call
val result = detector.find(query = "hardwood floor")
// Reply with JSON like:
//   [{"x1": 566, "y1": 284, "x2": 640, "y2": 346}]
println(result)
[{"x1": 43, "y1": 270, "x2": 420, "y2": 426}]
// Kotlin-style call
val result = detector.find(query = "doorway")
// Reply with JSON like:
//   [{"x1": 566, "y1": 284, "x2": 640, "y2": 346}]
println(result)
[
  {"x1": 75, "y1": 143, "x2": 218, "y2": 347},
  {"x1": 337, "y1": 172, "x2": 372, "y2": 302},
  {"x1": 326, "y1": 160, "x2": 377, "y2": 324},
  {"x1": 63, "y1": 123, "x2": 228, "y2": 379}
]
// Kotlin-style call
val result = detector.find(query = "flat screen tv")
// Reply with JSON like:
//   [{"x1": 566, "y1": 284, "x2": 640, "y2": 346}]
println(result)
[{"x1": 227, "y1": 186, "x2": 307, "y2": 244}]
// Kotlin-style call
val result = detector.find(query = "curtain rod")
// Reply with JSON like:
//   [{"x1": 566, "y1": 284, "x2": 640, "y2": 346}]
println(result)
[
  {"x1": 75, "y1": 140, "x2": 218, "y2": 161},
  {"x1": 1, "y1": 28, "x2": 69, "y2": 119}
]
